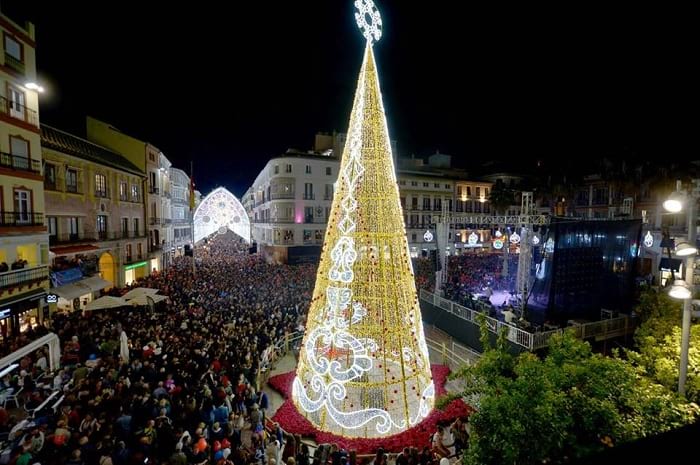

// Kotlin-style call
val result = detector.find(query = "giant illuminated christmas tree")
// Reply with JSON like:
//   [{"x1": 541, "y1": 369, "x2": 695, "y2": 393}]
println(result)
[{"x1": 292, "y1": 0, "x2": 434, "y2": 439}]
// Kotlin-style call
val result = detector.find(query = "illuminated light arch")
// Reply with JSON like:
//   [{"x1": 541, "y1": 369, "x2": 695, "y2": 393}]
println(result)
[{"x1": 193, "y1": 187, "x2": 250, "y2": 243}]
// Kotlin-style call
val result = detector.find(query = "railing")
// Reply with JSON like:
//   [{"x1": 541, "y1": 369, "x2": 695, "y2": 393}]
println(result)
[
  {"x1": 0, "y1": 212, "x2": 44, "y2": 227},
  {"x1": 49, "y1": 232, "x2": 96, "y2": 244},
  {"x1": 303, "y1": 194, "x2": 315, "y2": 200},
  {"x1": 0, "y1": 266, "x2": 49, "y2": 291},
  {"x1": 270, "y1": 192, "x2": 295, "y2": 200},
  {"x1": 0, "y1": 151, "x2": 41, "y2": 173},
  {"x1": 149, "y1": 186, "x2": 159, "y2": 195},
  {"x1": 419, "y1": 289, "x2": 635, "y2": 351},
  {"x1": 66, "y1": 184, "x2": 81, "y2": 194},
  {"x1": 149, "y1": 217, "x2": 161, "y2": 226},
  {"x1": 163, "y1": 218, "x2": 172, "y2": 225},
  {"x1": 0, "y1": 95, "x2": 39, "y2": 127},
  {"x1": 95, "y1": 190, "x2": 109, "y2": 198}
]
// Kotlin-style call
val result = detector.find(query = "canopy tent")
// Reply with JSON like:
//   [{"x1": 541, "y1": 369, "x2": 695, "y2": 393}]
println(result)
[
  {"x1": 122, "y1": 287, "x2": 159, "y2": 301},
  {"x1": 52, "y1": 276, "x2": 111, "y2": 300},
  {"x1": 128, "y1": 294, "x2": 168, "y2": 307},
  {"x1": 84, "y1": 295, "x2": 128, "y2": 311}
]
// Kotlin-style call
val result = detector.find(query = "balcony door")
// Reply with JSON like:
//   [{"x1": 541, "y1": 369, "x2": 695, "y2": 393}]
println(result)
[
  {"x1": 7, "y1": 85, "x2": 25, "y2": 120},
  {"x1": 13, "y1": 189, "x2": 30, "y2": 223},
  {"x1": 9, "y1": 135, "x2": 29, "y2": 170}
]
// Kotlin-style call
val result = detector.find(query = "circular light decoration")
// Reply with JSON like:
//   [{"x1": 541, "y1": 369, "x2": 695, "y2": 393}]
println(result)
[
  {"x1": 510, "y1": 232, "x2": 521, "y2": 244},
  {"x1": 545, "y1": 237, "x2": 555, "y2": 253},
  {"x1": 493, "y1": 239, "x2": 504, "y2": 250},
  {"x1": 468, "y1": 232, "x2": 479, "y2": 245},
  {"x1": 354, "y1": 0, "x2": 382, "y2": 44},
  {"x1": 532, "y1": 235, "x2": 540, "y2": 246},
  {"x1": 423, "y1": 230, "x2": 434, "y2": 242},
  {"x1": 643, "y1": 231, "x2": 654, "y2": 248},
  {"x1": 495, "y1": 230, "x2": 503, "y2": 238}
]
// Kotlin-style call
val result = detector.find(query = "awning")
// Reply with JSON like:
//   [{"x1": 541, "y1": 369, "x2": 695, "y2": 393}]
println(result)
[
  {"x1": 84, "y1": 295, "x2": 128, "y2": 311},
  {"x1": 128, "y1": 293, "x2": 168, "y2": 307},
  {"x1": 49, "y1": 244, "x2": 101, "y2": 256},
  {"x1": 80, "y1": 276, "x2": 111, "y2": 292},
  {"x1": 122, "y1": 287, "x2": 159, "y2": 301},
  {"x1": 51, "y1": 276, "x2": 111, "y2": 300},
  {"x1": 659, "y1": 257, "x2": 682, "y2": 271},
  {"x1": 52, "y1": 282, "x2": 89, "y2": 300},
  {"x1": 0, "y1": 288, "x2": 46, "y2": 308}
]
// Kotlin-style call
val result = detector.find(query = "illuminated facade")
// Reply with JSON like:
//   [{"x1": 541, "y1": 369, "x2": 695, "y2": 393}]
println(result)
[
  {"x1": 193, "y1": 187, "x2": 250, "y2": 244},
  {"x1": 292, "y1": 2, "x2": 434, "y2": 438}
]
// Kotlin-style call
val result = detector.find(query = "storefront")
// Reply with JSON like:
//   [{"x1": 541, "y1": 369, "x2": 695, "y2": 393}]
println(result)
[
  {"x1": 51, "y1": 275, "x2": 112, "y2": 313},
  {"x1": 0, "y1": 288, "x2": 47, "y2": 339},
  {"x1": 124, "y1": 261, "x2": 148, "y2": 285}
]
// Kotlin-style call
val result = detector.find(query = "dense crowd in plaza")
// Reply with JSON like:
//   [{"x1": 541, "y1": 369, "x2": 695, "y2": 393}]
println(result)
[
  {"x1": 0, "y1": 234, "x2": 470, "y2": 465},
  {"x1": 441, "y1": 254, "x2": 518, "y2": 309}
]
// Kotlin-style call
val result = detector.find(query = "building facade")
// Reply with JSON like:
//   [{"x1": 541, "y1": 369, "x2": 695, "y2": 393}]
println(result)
[
  {"x1": 0, "y1": 11, "x2": 49, "y2": 338},
  {"x1": 41, "y1": 125, "x2": 148, "y2": 308},
  {"x1": 86, "y1": 117, "x2": 172, "y2": 272},
  {"x1": 247, "y1": 149, "x2": 340, "y2": 263},
  {"x1": 169, "y1": 167, "x2": 192, "y2": 256}
]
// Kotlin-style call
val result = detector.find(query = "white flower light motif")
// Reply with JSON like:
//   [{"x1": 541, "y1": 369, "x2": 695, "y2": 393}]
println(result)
[
  {"x1": 532, "y1": 235, "x2": 540, "y2": 246},
  {"x1": 354, "y1": 0, "x2": 382, "y2": 44},
  {"x1": 493, "y1": 239, "x2": 504, "y2": 250},
  {"x1": 468, "y1": 232, "x2": 479, "y2": 245},
  {"x1": 510, "y1": 232, "x2": 521, "y2": 244},
  {"x1": 423, "y1": 230, "x2": 433, "y2": 242},
  {"x1": 495, "y1": 230, "x2": 503, "y2": 238},
  {"x1": 643, "y1": 231, "x2": 654, "y2": 247}
]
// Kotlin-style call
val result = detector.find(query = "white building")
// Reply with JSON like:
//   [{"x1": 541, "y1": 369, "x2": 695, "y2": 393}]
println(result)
[
  {"x1": 169, "y1": 167, "x2": 192, "y2": 255},
  {"x1": 247, "y1": 148, "x2": 340, "y2": 263}
]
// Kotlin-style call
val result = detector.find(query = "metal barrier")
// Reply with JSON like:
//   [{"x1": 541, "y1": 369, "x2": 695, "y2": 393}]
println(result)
[{"x1": 419, "y1": 289, "x2": 634, "y2": 351}]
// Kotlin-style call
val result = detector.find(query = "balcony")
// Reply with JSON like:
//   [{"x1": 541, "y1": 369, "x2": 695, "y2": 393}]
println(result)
[
  {"x1": 149, "y1": 217, "x2": 161, "y2": 226},
  {"x1": 66, "y1": 184, "x2": 82, "y2": 194},
  {"x1": 0, "y1": 152, "x2": 41, "y2": 174},
  {"x1": 0, "y1": 266, "x2": 48, "y2": 291},
  {"x1": 49, "y1": 232, "x2": 97, "y2": 245},
  {"x1": 303, "y1": 194, "x2": 315, "y2": 200},
  {"x1": 270, "y1": 192, "x2": 295, "y2": 200},
  {"x1": 0, "y1": 95, "x2": 38, "y2": 127},
  {"x1": 149, "y1": 186, "x2": 160, "y2": 195},
  {"x1": 163, "y1": 218, "x2": 172, "y2": 225},
  {"x1": 0, "y1": 212, "x2": 44, "y2": 227},
  {"x1": 95, "y1": 190, "x2": 109, "y2": 199},
  {"x1": 3, "y1": 53, "x2": 25, "y2": 74},
  {"x1": 96, "y1": 230, "x2": 147, "y2": 241}
]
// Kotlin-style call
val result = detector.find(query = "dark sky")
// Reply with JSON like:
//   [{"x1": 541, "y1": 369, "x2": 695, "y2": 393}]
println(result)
[{"x1": 3, "y1": 1, "x2": 693, "y2": 196}]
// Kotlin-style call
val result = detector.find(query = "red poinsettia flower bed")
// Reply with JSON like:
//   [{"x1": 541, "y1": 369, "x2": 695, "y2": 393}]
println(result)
[{"x1": 268, "y1": 365, "x2": 471, "y2": 454}]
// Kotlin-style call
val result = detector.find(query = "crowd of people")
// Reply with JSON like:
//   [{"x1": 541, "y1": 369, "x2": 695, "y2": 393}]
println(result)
[
  {"x1": 441, "y1": 253, "x2": 518, "y2": 308},
  {"x1": 0, "y1": 232, "x2": 472, "y2": 465}
]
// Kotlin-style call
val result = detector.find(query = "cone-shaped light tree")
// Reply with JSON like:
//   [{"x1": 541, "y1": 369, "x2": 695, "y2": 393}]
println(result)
[{"x1": 292, "y1": 0, "x2": 434, "y2": 439}]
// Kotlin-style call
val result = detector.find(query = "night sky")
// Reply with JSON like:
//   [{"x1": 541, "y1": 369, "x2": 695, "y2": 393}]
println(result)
[{"x1": 3, "y1": 1, "x2": 693, "y2": 196}]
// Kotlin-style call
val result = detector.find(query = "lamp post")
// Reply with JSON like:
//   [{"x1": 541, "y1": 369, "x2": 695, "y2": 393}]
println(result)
[{"x1": 663, "y1": 181, "x2": 698, "y2": 396}]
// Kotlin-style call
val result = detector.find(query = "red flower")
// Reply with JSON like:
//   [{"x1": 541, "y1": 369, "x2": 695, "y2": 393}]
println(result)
[{"x1": 269, "y1": 365, "x2": 472, "y2": 454}]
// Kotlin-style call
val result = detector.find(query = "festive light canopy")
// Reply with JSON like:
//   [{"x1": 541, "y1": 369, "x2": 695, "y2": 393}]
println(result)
[
  {"x1": 292, "y1": 1, "x2": 434, "y2": 439},
  {"x1": 193, "y1": 187, "x2": 250, "y2": 243}
]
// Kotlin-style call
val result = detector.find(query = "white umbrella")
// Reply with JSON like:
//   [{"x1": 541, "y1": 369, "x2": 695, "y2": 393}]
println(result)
[
  {"x1": 122, "y1": 287, "x2": 159, "y2": 301},
  {"x1": 128, "y1": 294, "x2": 168, "y2": 307},
  {"x1": 120, "y1": 330, "x2": 129, "y2": 363},
  {"x1": 84, "y1": 295, "x2": 128, "y2": 311}
]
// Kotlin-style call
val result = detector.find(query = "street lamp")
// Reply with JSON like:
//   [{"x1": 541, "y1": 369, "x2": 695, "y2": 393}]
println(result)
[{"x1": 663, "y1": 182, "x2": 698, "y2": 396}]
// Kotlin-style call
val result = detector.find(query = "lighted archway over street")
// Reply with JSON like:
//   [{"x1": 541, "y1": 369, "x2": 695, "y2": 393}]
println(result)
[{"x1": 193, "y1": 187, "x2": 250, "y2": 243}]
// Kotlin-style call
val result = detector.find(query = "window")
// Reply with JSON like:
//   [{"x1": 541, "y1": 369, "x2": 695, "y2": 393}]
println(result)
[
  {"x1": 305, "y1": 206, "x2": 314, "y2": 223},
  {"x1": 285, "y1": 164, "x2": 292, "y2": 173},
  {"x1": 475, "y1": 187, "x2": 481, "y2": 197},
  {"x1": 3, "y1": 34, "x2": 22, "y2": 62},
  {"x1": 121, "y1": 218, "x2": 129, "y2": 238},
  {"x1": 411, "y1": 233, "x2": 417, "y2": 242},
  {"x1": 411, "y1": 197, "x2": 418, "y2": 210},
  {"x1": 423, "y1": 182, "x2": 429, "y2": 187},
  {"x1": 411, "y1": 181, "x2": 418, "y2": 187},
  {"x1": 97, "y1": 215, "x2": 107, "y2": 239},
  {"x1": 125, "y1": 244, "x2": 132, "y2": 262},
  {"x1": 400, "y1": 197, "x2": 405, "y2": 208},
  {"x1": 457, "y1": 186, "x2": 462, "y2": 196},
  {"x1": 434, "y1": 183, "x2": 440, "y2": 188},
  {"x1": 69, "y1": 217, "x2": 79, "y2": 238},
  {"x1": 326, "y1": 167, "x2": 332, "y2": 176},
  {"x1": 149, "y1": 153, "x2": 155, "y2": 162},
  {"x1": 445, "y1": 184, "x2": 450, "y2": 189},
  {"x1": 66, "y1": 169, "x2": 78, "y2": 193},
  {"x1": 304, "y1": 183, "x2": 314, "y2": 200},
  {"x1": 325, "y1": 206, "x2": 330, "y2": 218},
  {"x1": 133, "y1": 218, "x2": 140, "y2": 237},
  {"x1": 305, "y1": 165, "x2": 312, "y2": 174},
  {"x1": 434, "y1": 198, "x2": 442, "y2": 211},
  {"x1": 47, "y1": 217, "x2": 57, "y2": 239},
  {"x1": 150, "y1": 172, "x2": 157, "y2": 193},
  {"x1": 423, "y1": 197, "x2": 431, "y2": 210},
  {"x1": 399, "y1": 180, "x2": 406, "y2": 186},
  {"x1": 119, "y1": 182, "x2": 128, "y2": 201},
  {"x1": 137, "y1": 243, "x2": 143, "y2": 259},
  {"x1": 274, "y1": 165, "x2": 279, "y2": 174},
  {"x1": 44, "y1": 164, "x2": 56, "y2": 190},
  {"x1": 95, "y1": 174, "x2": 107, "y2": 197},
  {"x1": 325, "y1": 184, "x2": 333, "y2": 200},
  {"x1": 485, "y1": 188, "x2": 490, "y2": 197},
  {"x1": 131, "y1": 184, "x2": 139, "y2": 202},
  {"x1": 13, "y1": 189, "x2": 30, "y2": 222}
]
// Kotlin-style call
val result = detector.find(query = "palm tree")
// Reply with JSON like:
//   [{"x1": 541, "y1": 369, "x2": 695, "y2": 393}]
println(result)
[{"x1": 489, "y1": 182, "x2": 515, "y2": 215}]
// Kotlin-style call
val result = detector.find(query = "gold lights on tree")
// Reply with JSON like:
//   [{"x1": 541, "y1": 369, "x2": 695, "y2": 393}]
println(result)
[{"x1": 292, "y1": 0, "x2": 434, "y2": 439}]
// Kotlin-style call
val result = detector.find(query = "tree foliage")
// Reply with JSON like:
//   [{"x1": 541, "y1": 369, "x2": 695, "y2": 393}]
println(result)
[
  {"x1": 627, "y1": 288, "x2": 700, "y2": 403},
  {"x1": 449, "y1": 324, "x2": 699, "y2": 465}
]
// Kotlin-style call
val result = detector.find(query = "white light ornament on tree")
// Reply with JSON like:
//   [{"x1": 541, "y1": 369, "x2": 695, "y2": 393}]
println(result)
[
  {"x1": 292, "y1": 0, "x2": 434, "y2": 439},
  {"x1": 509, "y1": 231, "x2": 521, "y2": 244},
  {"x1": 423, "y1": 230, "x2": 433, "y2": 242},
  {"x1": 643, "y1": 231, "x2": 654, "y2": 247}
]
